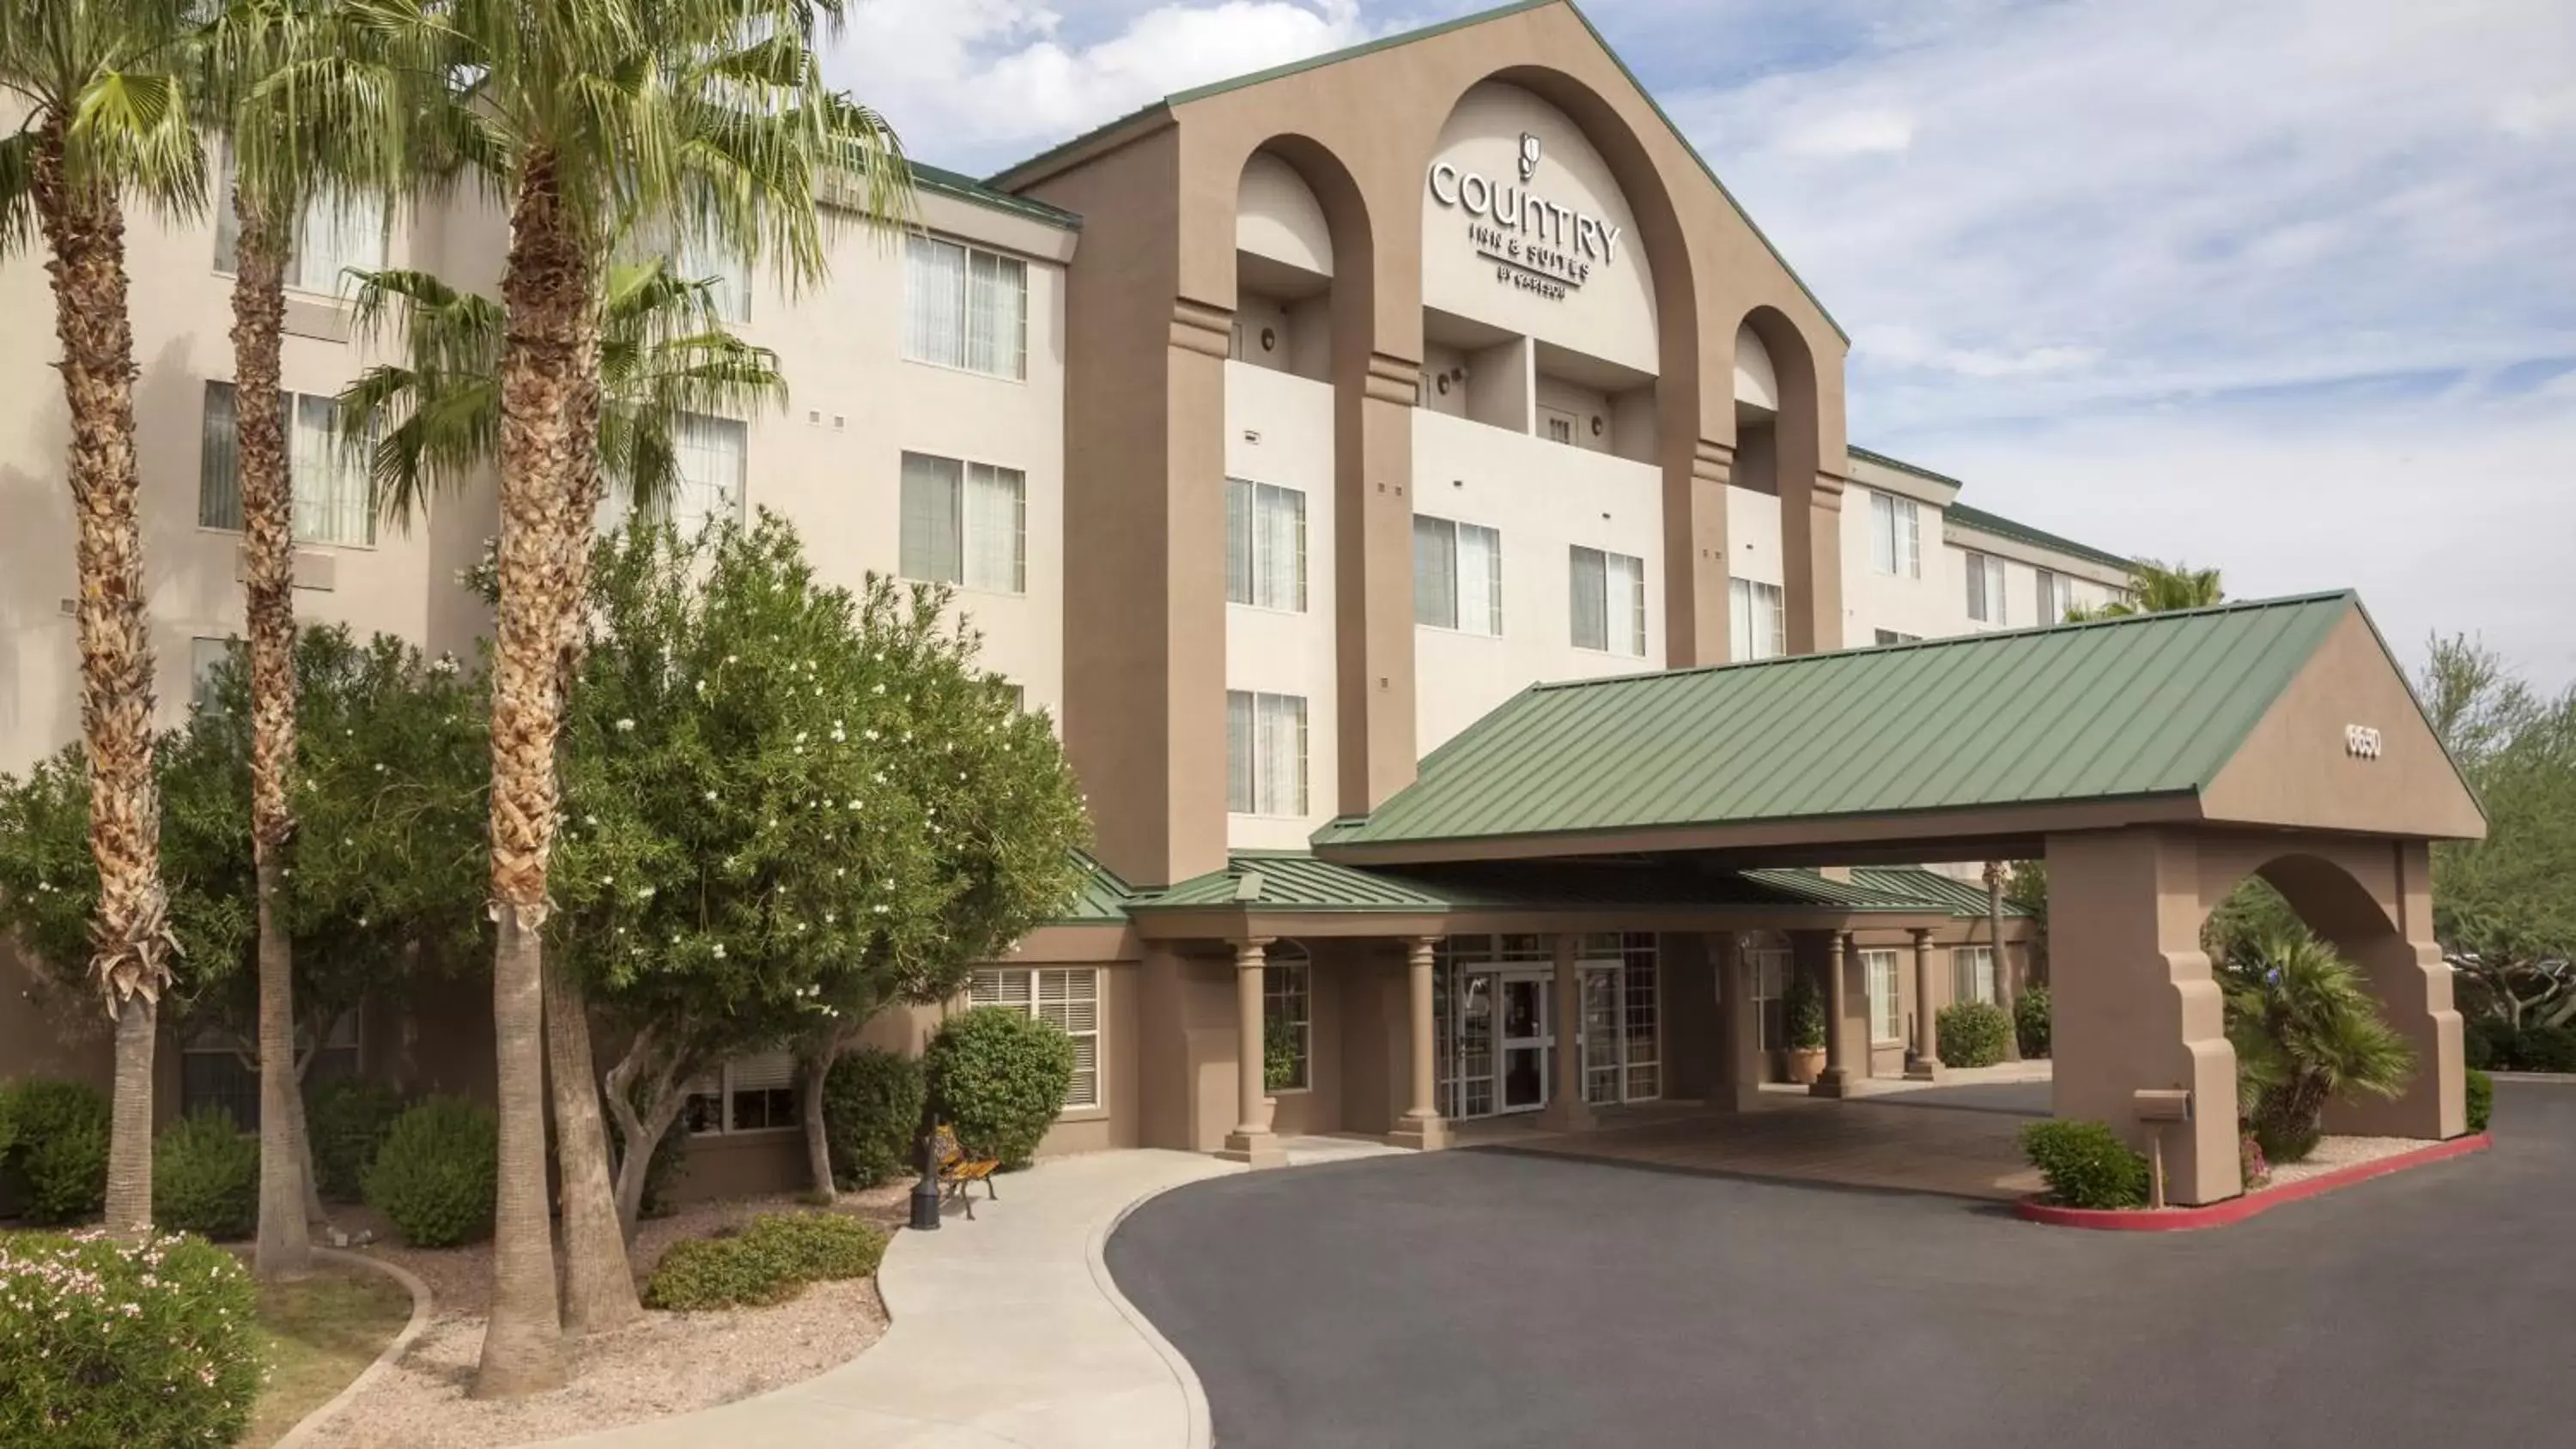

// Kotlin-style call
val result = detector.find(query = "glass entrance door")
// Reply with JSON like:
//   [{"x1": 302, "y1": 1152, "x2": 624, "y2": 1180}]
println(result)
[{"x1": 1498, "y1": 973, "x2": 1552, "y2": 1113}]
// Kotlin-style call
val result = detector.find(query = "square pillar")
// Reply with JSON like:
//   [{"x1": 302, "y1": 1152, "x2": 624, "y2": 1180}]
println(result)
[
  {"x1": 1537, "y1": 933, "x2": 1595, "y2": 1132},
  {"x1": 1716, "y1": 933, "x2": 1764, "y2": 1111},
  {"x1": 1218, "y1": 937, "x2": 1285, "y2": 1167},
  {"x1": 1811, "y1": 931, "x2": 1862, "y2": 1099},
  {"x1": 1905, "y1": 928, "x2": 1944, "y2": 1082},
  {"x1": 1387, "y1": 937, "x2": 1450, "y2": 1151}
]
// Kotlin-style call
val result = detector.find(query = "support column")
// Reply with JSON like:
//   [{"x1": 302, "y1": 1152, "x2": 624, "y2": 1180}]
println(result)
[
  {"x1": 1717, "y1": 933, "x2": 1764, "y2": 1111},
  {"x1": 1388, "y1": 937, "x2": 1450, "y2": 1150},
  {"x1": 1537, "y1": 933, "x2": 1595, "y2": 1132},
  {"x1": 1811, "y1": 931, "x2": 1859, "y2": 1099},
  {"x1": 1219, "y1": 938, "x2": 1285, "y2": 1167},
  {"x1": 1906, "y1": 928, "x2": 1944, "y2": 1082}
]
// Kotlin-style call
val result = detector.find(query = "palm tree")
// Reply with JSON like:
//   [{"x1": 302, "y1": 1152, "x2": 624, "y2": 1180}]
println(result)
[
  {"x1": 2223, "y1": 927, "x2": 2415, "y2": 1162},
  {"x1": 340, "y1": 252, "x2": 791, "y2": 1335},
  {"x1": 195, "y1": 0, "x2": 425, "y2": 1282},
  {"x1": 2069, "y1": 560, "x2": 2224, "y2": 620},
  {"x1": 2, "y1": 0, "x2": 210, "y2": 1241},
  {"x1": 354, "y1": 8, "x2": 902, "y2": 1391}
]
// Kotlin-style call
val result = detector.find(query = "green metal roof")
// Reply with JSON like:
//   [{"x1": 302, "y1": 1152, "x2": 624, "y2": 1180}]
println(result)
[
  {"x1": 1133, "y1": 851, "x2": 1938, "y2": 915},
  {"x1": 910, "y1": 161, "x2": 1083, "y2": 231},
  {"x1": 1849, "y1": 866, "x2": 2030, "y2": 919},
  {"x1": 1315, "y1": 593, "x2": 2360, "y2": 852},
  {"x1": 982, "y1": 0, "x2": 1846, "y2": 344},
  {"x1": 1945, "y1": 502, "x2": 2135, "y2": 574},
  {"x1": 1049, "y1": 851, "x2": 1137, "y2": 925},
  {"x1": 1846, "y1": 446, "x2": 1965, "y2": 491}
]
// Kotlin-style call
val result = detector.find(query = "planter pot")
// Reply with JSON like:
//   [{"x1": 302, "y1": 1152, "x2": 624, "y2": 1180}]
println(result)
[{"x1": 1786, "y1": 1046, "x2": 1826, "y2": 1085}]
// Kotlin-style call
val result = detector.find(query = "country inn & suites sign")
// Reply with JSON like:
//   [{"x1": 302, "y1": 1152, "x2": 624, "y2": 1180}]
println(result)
[{"x1": 1426, "y1": 132, "x2": 1623, "y2": 300}]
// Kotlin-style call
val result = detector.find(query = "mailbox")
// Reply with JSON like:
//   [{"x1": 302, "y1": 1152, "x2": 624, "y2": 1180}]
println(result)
[{"x1": 2133, "y1": 1088, "x2": 2192, "y2": 1124}]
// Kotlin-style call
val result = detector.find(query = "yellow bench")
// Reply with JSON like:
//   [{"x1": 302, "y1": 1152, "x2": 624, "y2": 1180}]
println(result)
[{"x1": 932, "y1": 1124, "x2": 1001, "y2": 1219}]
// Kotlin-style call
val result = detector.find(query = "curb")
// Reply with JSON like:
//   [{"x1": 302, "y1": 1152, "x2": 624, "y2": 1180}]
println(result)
[
  {"x1": 2487, "y1": 1071, "x2": 2576, "y2": 1084},
  {"x1": 1088, "y1": 1163, "x2": 1242, "y2": 1449},
  {"x1": 271, "y1": 1247, "x2": 435, "y2": 1449},
  {"x1": 2015, "y1": 1133, "x2": 2493, "y2": 1231}
]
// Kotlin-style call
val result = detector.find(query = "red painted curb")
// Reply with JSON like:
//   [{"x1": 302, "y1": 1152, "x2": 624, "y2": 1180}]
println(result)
[{"x1": 2014, "y1": 1133, "x2": 2493, "y2": 1231}]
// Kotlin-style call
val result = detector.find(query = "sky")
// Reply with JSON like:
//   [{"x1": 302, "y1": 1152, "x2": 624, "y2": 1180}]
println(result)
[{"x1": 826, "y1": 0, "x2": 2576, "y2": 688}]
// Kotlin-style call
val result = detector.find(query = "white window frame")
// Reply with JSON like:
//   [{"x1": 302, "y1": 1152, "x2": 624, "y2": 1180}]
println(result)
[
  {"x1": 900, "y1": 451, "x2": 1027, "y2": 594},
  {"x1": 1728, "y1": 577, "x2": 1786, "y2": 661},
  {"x1": 903, "y1": 233, "x2": 1029, "y2": 381},
  {"x1": 1869, "y1": 492, "x2": 1921, "y2": 578},
  {"x1": 189, "y1": 637, "x2": 239, "y2": 712},
  {"x1": 1226, "y1": 690, "x2": 1309, "y2": 817},
  {"x1": 1263, "y1": 947, "x2": 1312, "y2": 1094},
  {"x1": 683, "y1": 1050, "x2": 799, "y2": 1136},
  {"x1": 2035, "y1": 567, "x2": 2072, "y2": 624},
  {"x1": 1874, "y1": 628, "x2": 1923, "y2": 646},
  {"x1": 199, "y1": 380, "x2": 376, "y2": 546},
  {"x1": 1225, "y1": 477, "x2": 1308, "y2": 612},
  {"x1": 971, "y1": 967, "x2": 1101, "y2": 1111},
  {"x1": 1569, "y1": 545, "x2": 1647, "y2": 657},
  {"x1": 1747, "y1": 946, "x2": 1791, "y2": 1052},
  {"x1": 1863, "y1": 949, "x2": 1903, "y2": 1044},
  {"x1": 1965, "y1": 551, "x2": 2008, "y2": 626},
  {"x1": 1413, "y1": 515, "x2": 1504, "y2": 636},
  {"x1": 213, "y1": 143, "x2": 388, "y2": 296},
  {"x1": 1954, "y1": 945, "x2": 1997, "y2": 1007}
]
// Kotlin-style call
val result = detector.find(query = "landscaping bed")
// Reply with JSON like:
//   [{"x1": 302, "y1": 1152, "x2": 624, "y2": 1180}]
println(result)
[
  {"x1": 2018, "y1": 1132, "x2": 2492, "y2": 1230},
  {"x1": 242, "y1": 1262, "x2": 417, "y2": 1448}
]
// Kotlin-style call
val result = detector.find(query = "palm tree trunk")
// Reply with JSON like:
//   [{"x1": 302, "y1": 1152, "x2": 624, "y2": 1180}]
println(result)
[
  {"x1": 544, "y1": 951, "x2": 641, "y2": 1334},
  {"x1": 29, "y1": 116, "x2": 173, "y2": 1242},
  {"x1": 232, "y1": 200, "x2": 314, "y2": 1281},
  {"x1": 471, "y1": 152, "x2": 595, "y2": 1400},
  {"x1": 1987, "y1": 862, "x2": 2020, "y2": 1062}
]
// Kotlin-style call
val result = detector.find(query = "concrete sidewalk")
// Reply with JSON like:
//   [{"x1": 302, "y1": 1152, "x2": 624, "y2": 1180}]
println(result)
[{"x1": 538, "y1": 1150, "x2": 1240, "y2": 1448}]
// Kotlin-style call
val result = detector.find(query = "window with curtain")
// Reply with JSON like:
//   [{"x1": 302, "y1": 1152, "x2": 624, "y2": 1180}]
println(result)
[
  {"x1": 904, "y1": 234, "x2": 1027, "y2": 380},
  {"x1": 682, "y1": 1051, "x2": 798, "y2": 1135},
  {"x1": 1953, "y1": 945, "x2": 1997, "y2": 1006},
  {"x1": 213, "y1": 146, "x2": 386, "y2": 294},
  {"x1": 671, "y1": 413, "x2": 747, "y2": 537},
  {"x1": 973, "y1": 967, "x2": 1100, "y2": 1107},
  {"x1": 1225, "y1": 478, "x2": 1306, "y2": 611},
  {"x1": 1965, "y1": 551, "x2": 2008, "y2": 625},
  {"x1": 2035, "y1": 567, "x2": 2073, "y2": 624},
  {"x1": 900, "y1": 451, "x2": 1025, "y2": 592},
  {"x1": 1728, "y1": 578, "x2": 1785, "y2": 661},
  {"x1": 1264, "y1": 949, "x2": 1311, "y2": 1092},
  {"x1": 1864, "y1": 949, "x2": 1903, "y2": 1043},
  {"x1": 1748, "y1": 947, "x2": 1790, "y2": 1052},
  {"x1": 1869, "y1": 492, "x2": 1921, "y2": 577},
  {"x1": 1226, "y1": 690, "x2": 1307, "y2": 816},
  {"x1": 201, "y1": 381, "x2": 374, "y2": 545},
  {"x1": 1413, "y1": 515, "x2": 1502, "y2": 635},
  {"x1": 1569, "y1": 546, "x2": 1645, "y2": 656}
]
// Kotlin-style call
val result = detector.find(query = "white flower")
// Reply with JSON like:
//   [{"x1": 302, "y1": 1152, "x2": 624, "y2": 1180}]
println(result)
[
  {"x1": 725, "y1": 654, "x2": 738, "y2": 665},
  {"x1": 872, "y1": 683, "x2": 885, "y2": 695},
  {"x1": 711, "y1": 943, "x2": 726, "y2": 959},
  {"x1": 637, "y1": 885, "x2": 655, "y2": 900},
  {"x1": 795, "y1": 731, "x2": 808, "y2": 745},
  {"x1": 614, "y1": 718, "x2": 635, "y2": 733},
  {"x1": 872, "y1": 904, "x2": 889, "y2": 915},
  {"x1": 705, "y1": 791, "x2": 719, "y2": 803}
]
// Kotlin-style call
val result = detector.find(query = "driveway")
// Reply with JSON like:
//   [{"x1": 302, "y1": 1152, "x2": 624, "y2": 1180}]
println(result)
[{"x1": 1106, "y1": 1082, "x2": 2567, "y2": 1449}]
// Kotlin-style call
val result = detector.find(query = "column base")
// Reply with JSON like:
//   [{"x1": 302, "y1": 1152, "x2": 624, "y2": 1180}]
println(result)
[
  {"x1": 1534, "y1": 1100, "x2": 1596, "y2": 1134},
  {"x1": 1386, "y1": 1114, "x2": 1450, "y2": 1152},
  {"x1": 1905, "y1": 1059, "x2": 1946, "y2": 1082},
  {"x1": 1218, "y1": 1130, "x2": 1285, "y2": 1168},
  {"x1": 1809, "y1": 1068, "x2": 1858, "y2": 1099}
]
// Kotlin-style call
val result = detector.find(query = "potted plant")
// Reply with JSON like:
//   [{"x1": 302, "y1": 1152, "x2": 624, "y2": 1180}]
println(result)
[{"x1": 1783, "y1": 967, "x2": 1828, "y2": 1085}]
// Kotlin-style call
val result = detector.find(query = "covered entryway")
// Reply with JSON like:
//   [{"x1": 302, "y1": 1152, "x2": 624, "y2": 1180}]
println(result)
[{"x1": 1315, "y1": 593, "x2": 2489, "y2": 1205}]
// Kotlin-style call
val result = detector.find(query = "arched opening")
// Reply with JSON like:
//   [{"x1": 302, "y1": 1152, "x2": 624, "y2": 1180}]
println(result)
[
  {"x1": 1731, "y1": 305, "x2": 1827, "y2": 656},
  {"x1": 1234, "y1": 152, "x2": 1336, "y2": 382}
]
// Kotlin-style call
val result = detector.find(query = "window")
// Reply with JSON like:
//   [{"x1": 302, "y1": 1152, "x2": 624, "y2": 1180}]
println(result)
[
  {"x1": 1413, "y1": 515, "x2": 1502, "y2": 634},
  {"x1": 1874, "y1": 629, "x2": 1922, "y2": 646},
  {"x1": 1965, "y1": 551, "x2": 2008, "y2": 626},
  {"x1": 1954, "y1": 945, "x2": 1997, "y2": 1006},
  {"x1": 2035, "y1": 568, "x2": 2073, "y2": 624},
  {"x1": 601, "y1": 412, "x2": 746, "y2": 538},
  {"x1": 1869, "y1": 492, "x2": 1921, "y2": 577},
  {"x1": 1569, "y1": 547, "x2": 1646, "y2": 656},
  {"x1": 1748, "y1": 947, "x2": 1791, "y2": 1052},
  {"x1": 1225, "y1": 478, "x2": 1307, "y2": 611},
  {"x1": 214, "y1": 145, "x2": 386, "y2": 294},
  {"x1": 1541, "y1": 409, "x2": 1577, "y2": 446},
  {"x1": 1263, "y1": 949, "x2": 1311, "y2": 1093},
  {"x1": 199, "y1": 382, "x2": 374, "y2": 544},
  {"x1": 900, "y1": 452, "x2": 1026, "y2": 592},
  {"x1": 190, "y1": 637, "x2": 239, "y2": 712},
  {"x1": 1226, "y1": 690, "x2": 1308, "y2": 816},
  {"x1": 972, "y1": 967, "x2": 1100, "y2": 1108},
  {"x1": 1728, "y1": 578, "x2": 1785, "y2": 661},
  {"x1": 1864, "y1": 949, "x2": 1902, "y2": 1044},
  {"x1": 683, "y1": 1051, "x2": 797, "y2": 1134},
  {"x1": 181, "y1": 1011, "x2": 360, "y2": 1131},
  {"x1": 904, "y1": 234, "x2": 1027, "y2": 380}
]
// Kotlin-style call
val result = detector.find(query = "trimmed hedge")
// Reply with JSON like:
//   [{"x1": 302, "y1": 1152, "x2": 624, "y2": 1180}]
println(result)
[
  {"x1": 363, "y1": 1096, "x2": 496, "y2": 1247},
  {"x1": 2014, "y1": 985, "x2": 2052, "y2": 1060},
  {"x1": 823, "y1": 1047, "x2": 926, "y2": 1191},
  {"x1": 1936, "y1": 1001, "x2": 2012, "y2": 1070},
  {"x1": 307, "y1": 1078, "x2": 410, "y2": 1203},
  {"x1": 642, "y1": 1211, "x2": 890, "y2": 1312},
  {"x1": 152, "y1": 1109, "x2": 259, "y2": 1240},
  {"x1": 2020, "y1": 1119, "x2": 2149, "y2": 1210},
  {"x1": 922, "y1": 1006, "x2": 1075, "y2": 1170},
  {"x1": 2466, "y1": 1067, "x2": 2493, "y2": 1134},
  {"x1": 2482, "y1": 1023, "x2": 2576, "y2": 1074},
  {"x1": 0, "y1": 1228, "x2": 263, "y2": 1449},
  {"x1": 1, "y1": 1078, "x2": 111, "y2": 1224}
]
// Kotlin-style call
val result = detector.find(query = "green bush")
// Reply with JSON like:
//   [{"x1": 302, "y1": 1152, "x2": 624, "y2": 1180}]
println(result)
[
  {"x1": 2466, "y1": 1067, "x2": 2493, "y2": 1134},
  {"x1": 2464, "y1": 1018, "x2": 2504, "y2": 1072},
  {"x1": 1936, "y1": 1001, "x2": 2012, "y2": 1069},
  {"x1": 362, "y1": 1096, "x2": 496, "y2": 1247},
  {"x1": 823, "y1": 1048, "x2": 926, "y2": 1191},
  {"x1": 922, "y1": 1006, "x2": 1075, "y2": 1170},
  {"x1": 2020, "y1": 1119, "x2": 2150, "y2": 1210},
  {"x1": 306, "y1": 1078, "x2": 410, "y2": 1203},
  {"x1": 2014, "y1": 985, "x2": 2052, "y2": 1059},
  {"x1": 642, "y1": 1210, "x2": 889, "y2": 1312},
  {"x1": 0, "y1": 1228, "x2": 263, "y2": 1449},
  {"x1": 2, "y1": 1079, "x2": 111, "y2": 1224},
  {"x1": 2512, "y1": 1024, "x2": 2576, "y2": 1073},
  {"x1": 152, "y1": 1109, "x2": 259, "y2": 1240},
  {"x1": 0, "y1": 1088, "x2": 16, "y2": 1164}
]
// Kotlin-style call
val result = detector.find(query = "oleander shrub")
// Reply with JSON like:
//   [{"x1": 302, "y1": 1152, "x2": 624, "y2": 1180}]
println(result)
[
  {"x1": 2, "y1": 1079, "x2": 112, "y2": 1224},
  {"x1": 151, "y1": 1109, "x2": 259, "y2": 1241},
  {"x1": 1936, "y1": 1001, "x2": 2012, "y2": 1069},
  {"x1": 822, "y1": 1048, "x2": 926, "y2": 1191},
  {"x1": 2014, "y1": 985, "x2": 2052, "y2": 1060},
  {"x1": 306, "y1": 1078, "x2": 410, "y2": 1203},
  {"x1": 922, "y1": 1006, "x2": 1074, "y2": 1170},
  {"x1": 362, "y1": 1096, "x2": 496, "y2": 1247},
  {"x1": 0, "y1": 1229, "x2": 263, "y2": 1449},
  {"x1": 2239, "y1": 1131, "x2": 2271, "y2": 1190},
  {"x1": 2466, "y1": 1067, "x2": 2493, "y2": 1134},
  {"x1": 641, "y1": 1211, "x2": 889, "y2": 1312},
  {"x1": 2020, "y1": 1120, "x2": 2150, "y2": 1210}
]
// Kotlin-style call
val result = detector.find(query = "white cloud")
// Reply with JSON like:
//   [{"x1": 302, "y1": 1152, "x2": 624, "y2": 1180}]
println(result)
[{"x1": 1782, "y1": 106, "x2": 1915, "y2": 157}]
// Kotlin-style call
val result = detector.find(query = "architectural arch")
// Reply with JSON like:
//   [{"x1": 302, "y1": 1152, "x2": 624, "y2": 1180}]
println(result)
[{"x1": 1735, "y1": 304, "x2": 1834, "y2": 654}]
